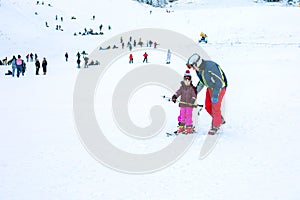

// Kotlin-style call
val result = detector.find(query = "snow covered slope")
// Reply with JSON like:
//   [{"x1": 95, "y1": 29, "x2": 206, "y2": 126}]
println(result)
[{"x1": 0, "y1": 0, "x2": 300, "y2": 199}]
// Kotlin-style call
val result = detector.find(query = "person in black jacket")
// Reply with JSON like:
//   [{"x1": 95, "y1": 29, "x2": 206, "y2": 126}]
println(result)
[
  {"x1": 42, "y1": 57, "x2": 47, "y2": 75},
  {"x1": 35, "y1": 58, "x2": 40, "y2": 75}
]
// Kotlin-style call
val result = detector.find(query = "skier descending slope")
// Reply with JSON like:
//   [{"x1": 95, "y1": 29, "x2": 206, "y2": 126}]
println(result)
[{"x1": 186, "y1": 53, "x2": 228, "y2": 135}]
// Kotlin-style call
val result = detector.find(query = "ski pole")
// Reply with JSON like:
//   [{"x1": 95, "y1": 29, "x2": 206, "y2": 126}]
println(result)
[{"x1": 162, "y1": 95, "x2": 203, "y2": 108}]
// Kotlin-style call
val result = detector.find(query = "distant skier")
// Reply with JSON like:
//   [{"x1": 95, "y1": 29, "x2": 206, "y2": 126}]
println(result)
[
  {"x1": 186, "y1": 53, "x2": 227, "y2": 135},
  {"x1": 35, "y1": 58, "x2": 40, "y2": 75},
  {"x1": 42, "y1": 57, "x2": 47, "y2": 75},
  {"x1": 16, "y1": 55, "x2": 24, "y2": 78},
  {"x1": 148, "y1": 40, "x2": 153, "y2": 47},
  {"x1": 171, "y1": 70, "x2": 197, "y2": 134},
  {"x1": 166, "y1": 49, "x2": 171, "y2": 64},
  {"x1": 10, "y1": 56, "x2": 17, "y2": 77},
  {"x1": 22, "y1": 62, "x2": 26, "y2": 76},
  {"x1": 77, "y1": 58, "x2": 81, "y2": 68},
  {"x1": 84, "y1": 57, "x2": 89, "y2": 68},
  {"x1": 129, "y1": 54, "x2": 133, "y2": 64},
  {"x1": 30, "y1": 53, "x2": 34, "y2": 62},
  {"x1": 65, "y1": 52, "x2": 69, "y2": 62},
  {"x1": 143, "y1": 52, "x2": 148, "y2": 63}
]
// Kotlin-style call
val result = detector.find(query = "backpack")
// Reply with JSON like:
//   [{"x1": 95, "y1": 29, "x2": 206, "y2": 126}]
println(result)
[{"x1": 16, "y1": 59, "x2": 23, "y2": 66}]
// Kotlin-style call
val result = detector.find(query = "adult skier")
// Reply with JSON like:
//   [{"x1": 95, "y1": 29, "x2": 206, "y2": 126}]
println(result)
[{"x1": 186, "y1": 53, "x2": 227, "y2": 135}]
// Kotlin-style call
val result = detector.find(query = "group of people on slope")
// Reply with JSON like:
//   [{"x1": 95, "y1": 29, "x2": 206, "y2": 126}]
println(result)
[{"x1": 5, "y1": 55, "x2": 48, "y2": 77}]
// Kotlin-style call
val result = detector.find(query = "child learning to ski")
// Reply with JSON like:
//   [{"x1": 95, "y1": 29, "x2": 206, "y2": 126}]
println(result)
[{"x1": 171, "y1": 70, "x2": 197, "y2": 134}]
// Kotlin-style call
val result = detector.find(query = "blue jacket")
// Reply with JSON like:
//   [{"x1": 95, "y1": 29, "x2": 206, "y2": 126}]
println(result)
[
  {"x1": 11, "y1": 59, "x2": 16, "y2": 68},
  {"x1": 196, "y1": 60, "x2": 227, "y2": 100}
]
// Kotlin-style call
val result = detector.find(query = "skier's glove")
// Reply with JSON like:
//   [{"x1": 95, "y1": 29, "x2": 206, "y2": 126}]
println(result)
[
  {"x1": 211, "y1": 97, "x2": 218, "y2": 104},
  {"x1": 172, "y1": 95, "x2": 177, "y2": 103}
]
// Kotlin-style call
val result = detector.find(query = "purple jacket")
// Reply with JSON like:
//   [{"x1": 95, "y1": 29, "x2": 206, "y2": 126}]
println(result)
[{"x1": 175, "y1": 81, "x2": 197, "y2": 107}]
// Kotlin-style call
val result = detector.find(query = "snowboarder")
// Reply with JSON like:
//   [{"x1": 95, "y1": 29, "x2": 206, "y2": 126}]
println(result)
[
  {"x1": 35, "y1": 58, "x2": 40, "y2": 75},
  {"x1": 129, "y1": 54, "x2": 133, "y2": 64},
  {"x1": 42, "y1": 57, "x2": 47, "y2": 75},
  {"x1": 143, "y1": 52, "x2": 148, "y2": 63},
  {"x1": 166, "y1": 49, "x2": 171, "y2": 64},
  {"x1": 171, "y1": 70, "x2": 197, "y2": 134},
  {"x1": 186, "y1": 53, "x2": 227, "y2": 135}
]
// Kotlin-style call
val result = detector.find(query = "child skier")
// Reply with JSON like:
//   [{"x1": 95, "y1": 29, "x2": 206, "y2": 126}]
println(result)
[{"x1": 172, "y1": 70, "x2": 197, "y2": 134}]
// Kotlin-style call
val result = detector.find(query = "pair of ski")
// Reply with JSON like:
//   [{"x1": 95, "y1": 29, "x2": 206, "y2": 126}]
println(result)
[
  {"x1": 166, "y1": 129, "x2": 196, "y2": 137},
  {"x1": 166, "y1": 128, "x2": 220, "y2": 137}
]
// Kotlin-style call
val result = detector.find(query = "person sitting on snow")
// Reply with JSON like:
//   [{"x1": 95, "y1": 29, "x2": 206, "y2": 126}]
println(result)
[{"x1": 199, "y1": 32, "x2": 208, "y2": 43}]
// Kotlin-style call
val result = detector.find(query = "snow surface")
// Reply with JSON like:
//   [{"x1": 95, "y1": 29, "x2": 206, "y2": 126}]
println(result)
[{"x1": 1, "y1": 0, "x2": 300, "y2": 199}]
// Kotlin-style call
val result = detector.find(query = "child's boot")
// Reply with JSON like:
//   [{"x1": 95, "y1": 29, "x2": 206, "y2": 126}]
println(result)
[
  {"x1": 185, "y1": 125, "x2": 194, "y2": 134},
  {"x1": 177, "y1": 122, "x2": 185, "y2": 133}
]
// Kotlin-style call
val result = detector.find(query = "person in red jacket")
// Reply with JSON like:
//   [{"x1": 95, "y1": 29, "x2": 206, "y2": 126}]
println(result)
[
  {"x1": 129, "y1": 54, "x2": 133, "y2": 64},
  {"x1": 143, "y1": 52, "x2": 148, "y2": 63}
]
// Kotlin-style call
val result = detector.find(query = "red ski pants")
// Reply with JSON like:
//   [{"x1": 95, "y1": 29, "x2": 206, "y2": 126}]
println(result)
[{"x1": 205, "y1": 88, "x2": 226, "y2": 127}]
